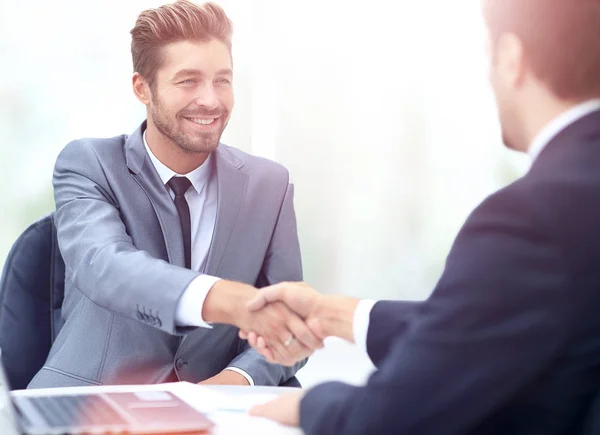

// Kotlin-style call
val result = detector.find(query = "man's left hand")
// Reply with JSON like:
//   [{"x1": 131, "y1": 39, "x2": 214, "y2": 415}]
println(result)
[
  {"x1": 198, "y1": 370, "x2": 250, "y2": 386},
  {"x1": 249, "y1": 390, "x2": 304, "y2": 427}
]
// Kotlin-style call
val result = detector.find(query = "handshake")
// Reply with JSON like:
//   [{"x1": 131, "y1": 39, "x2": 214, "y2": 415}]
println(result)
[{"x1": 205, "y1": 281, "x2": 358, "y2": 367}]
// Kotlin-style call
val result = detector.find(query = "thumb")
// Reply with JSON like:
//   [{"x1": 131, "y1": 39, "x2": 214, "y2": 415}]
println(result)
[{"x1": 247, "y1": 284, "x2": 286, "y2": 311}]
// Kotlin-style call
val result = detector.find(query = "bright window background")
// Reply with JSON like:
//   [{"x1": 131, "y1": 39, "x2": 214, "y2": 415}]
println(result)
[{"x1": 0, "y1": 0, "x2": 530, "y2": 387}]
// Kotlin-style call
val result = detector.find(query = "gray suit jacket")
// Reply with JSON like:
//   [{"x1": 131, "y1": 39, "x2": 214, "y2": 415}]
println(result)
[{"x1": 28, "y1": 122, "x2": 305, "y2": 388}]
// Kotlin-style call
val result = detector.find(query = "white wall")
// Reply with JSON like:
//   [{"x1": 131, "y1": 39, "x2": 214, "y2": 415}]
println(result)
[{"x1": 0, "y1": 0, "x2": 531, "y2": 385}]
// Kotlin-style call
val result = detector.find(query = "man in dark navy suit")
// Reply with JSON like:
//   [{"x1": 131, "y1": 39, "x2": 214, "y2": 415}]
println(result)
[{"x1": 242, "y1": 0, "x2": 600, "y2": 434}]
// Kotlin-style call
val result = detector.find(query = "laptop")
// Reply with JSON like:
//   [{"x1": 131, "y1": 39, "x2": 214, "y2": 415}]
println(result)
[{"x1": 0, "y1": 357, "x2": 214, "y2": 434}]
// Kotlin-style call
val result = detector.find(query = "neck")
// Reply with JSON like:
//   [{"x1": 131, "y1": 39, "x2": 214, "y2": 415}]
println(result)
[
  {"x1": 522, "y1": 94, "x2": 589, "y2": 153},
  {"x1": 145, "y1": 121, "x2": 209, "y2": 174}
]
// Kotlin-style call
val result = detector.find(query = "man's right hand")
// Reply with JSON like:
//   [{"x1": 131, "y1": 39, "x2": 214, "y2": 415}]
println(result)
[
  {"x1": 240, "y1": 282, "x2": 360, "y2": 364},
  {"x1": 203, "y1": 280, "x2": 322, "y2": 366},
  {"x1": 244, "y1": 281, "x2": 327, "y2": 336}
]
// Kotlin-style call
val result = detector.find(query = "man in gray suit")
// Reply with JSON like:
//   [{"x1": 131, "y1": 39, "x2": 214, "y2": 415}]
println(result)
[{"x1": 28, "y1": 0, "x2": 321, "y2": 389}]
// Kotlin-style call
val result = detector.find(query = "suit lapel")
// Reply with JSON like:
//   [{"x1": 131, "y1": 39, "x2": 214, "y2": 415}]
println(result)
[
  {"x1": 125, "y1": 123, "x2": 186, "y2": 267},
  {"x1": 204, "y1": 146, "x2": 249, "y2": 276}
]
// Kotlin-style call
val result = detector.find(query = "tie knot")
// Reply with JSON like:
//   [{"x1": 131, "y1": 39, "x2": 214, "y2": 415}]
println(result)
[{"x1": 167, "y1": 176, "x2": 192, "y2": 196}]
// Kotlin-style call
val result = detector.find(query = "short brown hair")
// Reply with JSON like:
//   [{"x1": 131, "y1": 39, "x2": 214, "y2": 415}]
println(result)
[
  {"x1": 483, "y1": 0, "x2": 600, "y2": 100},
  {"x1": 130, "y1": 0, "x2": 233, "y2": 87}
]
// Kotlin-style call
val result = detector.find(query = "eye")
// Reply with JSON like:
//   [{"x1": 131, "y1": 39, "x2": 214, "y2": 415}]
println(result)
[
  {"x1": 216, "y1": 78, "x2": 232, "y2": 85},
  {"x1": 179, "y1": 79, "x2": 196, "y2": 85}
]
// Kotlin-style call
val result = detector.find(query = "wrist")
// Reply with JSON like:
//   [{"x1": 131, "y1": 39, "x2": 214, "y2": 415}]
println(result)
[
  {"x1": 316, "y1": 295, "x2": 359, "y2": 342},
  {"x1": 199, "y1": 369, "x2": 251, "y2": 386},
  {"x1": 202, "y1": 280, "x2": 258, "y2": 327}
]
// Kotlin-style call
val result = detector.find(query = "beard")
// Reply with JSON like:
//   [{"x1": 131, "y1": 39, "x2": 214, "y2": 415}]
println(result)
[{"x1": 150, "y1": 94, "x2": 229, "y2": 154}]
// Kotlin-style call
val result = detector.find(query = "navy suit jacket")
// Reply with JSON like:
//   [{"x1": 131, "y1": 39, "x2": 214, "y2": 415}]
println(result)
[{"x1": 301, "y1": 109, "x2": 600, "y2": 435}]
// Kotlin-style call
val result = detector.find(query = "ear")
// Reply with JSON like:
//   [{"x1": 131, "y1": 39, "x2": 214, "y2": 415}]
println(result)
[
  {"x1": 132, "y1": 72, "x2": 151, "y2": 105},
  {"x1": 495, "y1": 32, "x2": 526, "y2": 89}
]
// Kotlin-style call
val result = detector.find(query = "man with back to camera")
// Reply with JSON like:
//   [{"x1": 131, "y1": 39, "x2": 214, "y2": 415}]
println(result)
[
  {"x1": 242, "y1": 0, "x2": 600, "y2": 433},
  {"x1": 28, "y1": 0, "x2": 322, "y2": 389}
]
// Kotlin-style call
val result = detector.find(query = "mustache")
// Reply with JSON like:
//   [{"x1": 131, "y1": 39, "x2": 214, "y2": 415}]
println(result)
[{"x1": 180, "y1": 108, "x2": 225, "y2": 118}]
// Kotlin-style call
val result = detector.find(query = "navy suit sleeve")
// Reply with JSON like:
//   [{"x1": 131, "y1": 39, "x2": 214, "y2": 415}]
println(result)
[
  {"x1": 366, "y1": 300, "x2": 420, "y2": 367},
  {"x1": 300, "y1": 186, "x2": 572, "y2": 435}
]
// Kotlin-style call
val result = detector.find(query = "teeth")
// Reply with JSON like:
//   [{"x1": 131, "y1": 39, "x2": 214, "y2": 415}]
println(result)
[{"x1": 188, "y1": 118, "x2": 216, "y2": 125}]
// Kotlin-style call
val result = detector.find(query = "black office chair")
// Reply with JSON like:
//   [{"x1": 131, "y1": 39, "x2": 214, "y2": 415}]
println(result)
[{"x1": 0, "y1": 214, "x2": 65, "y2": 390}]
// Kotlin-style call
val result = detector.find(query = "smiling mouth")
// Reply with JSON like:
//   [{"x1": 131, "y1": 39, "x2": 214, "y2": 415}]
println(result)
[{"x1": 184, "y1": 117, "x2": 218, "y2": 125}]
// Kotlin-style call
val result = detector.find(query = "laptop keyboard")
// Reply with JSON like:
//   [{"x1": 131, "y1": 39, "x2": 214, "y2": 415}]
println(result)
[{"x1": 28, "y1": 395, "x2": 129, "y2": 427}]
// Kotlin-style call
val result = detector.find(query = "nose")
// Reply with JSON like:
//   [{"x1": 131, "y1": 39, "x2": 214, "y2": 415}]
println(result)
[{"x1": 193, "y1": 81, "x2": 219, "y2": 109}]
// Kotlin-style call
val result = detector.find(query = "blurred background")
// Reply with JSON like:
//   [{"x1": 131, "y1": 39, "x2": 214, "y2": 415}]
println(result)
[{"x1": 0, "y1": 0, "x2": 530, "y2": 387}]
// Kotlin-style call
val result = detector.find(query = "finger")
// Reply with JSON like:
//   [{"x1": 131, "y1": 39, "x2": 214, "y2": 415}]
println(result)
[
  {"x1": 249, "y1": 403, "x2": 266, "y2": 417},
  {"x1": 253, "y1": 336, "x2": 279, "y2": 364},
  {"x1": 306, "y1": 317, "x2": 327, "y2": 340},
  {"x1": 246, "y1": 283, "x2": 289, "y2": 311},
  {"x1": 239, "y1": 330, "x2": 248, "y2": 340},
  {"x1": 258, "y1": 303, "x2": 296, "y2": 348},
  {"x1": 268, "y1": 340, "x2": 294, "y2": 366},
  {"x1": 250, "y1": 394, "x2": 300, "y2": 427},
  {"x1": 249, "y1": 303, "x2": 301, "y2": 365},
  {"x1": 256, "y1": 335, "x2": 267, "y2": 350},
  {"x1": 249, "y1": 398, "x2": 280, "y2": 419},
  {"x1": 263, "y1": 331, "x2": 297, "y2": 366},
  {"x1": 244, "y1": 332, "x2": 276, "y2": 364},
  {"x1": 282, "y1": 339, "x2": 312, "y2": 365},
  {"x1": 247, "y1": 331, "x2": 259, "y2": 348},
  {"x1": 286, "y1": 315, "x2": 324, "y2": 350},
  {"x1": 265, "y1": 305, "x2": 310, "y2": 365}
]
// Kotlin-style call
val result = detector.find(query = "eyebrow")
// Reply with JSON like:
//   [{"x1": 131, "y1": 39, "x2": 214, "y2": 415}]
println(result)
[{"x1": 171, "y1": 68, "x2": 233, "y2": 81}]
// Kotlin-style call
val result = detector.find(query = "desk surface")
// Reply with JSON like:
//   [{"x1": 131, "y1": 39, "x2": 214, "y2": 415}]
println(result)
[{"x1": 13, "y1": 382, "x2": 303, "y2": 435}]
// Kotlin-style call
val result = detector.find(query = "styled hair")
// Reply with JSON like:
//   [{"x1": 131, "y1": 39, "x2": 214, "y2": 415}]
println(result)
[
  {"x1": 130, "y1": 0, "x2": 233, "y2": 87},
  {"x1": 483, "y1": 0, "x2": 600, "y2": 100}
]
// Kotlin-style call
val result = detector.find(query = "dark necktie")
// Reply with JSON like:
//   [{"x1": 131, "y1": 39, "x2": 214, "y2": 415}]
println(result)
[{"x1": 167, "y1": 176, "x2": 192, "y2": 269}]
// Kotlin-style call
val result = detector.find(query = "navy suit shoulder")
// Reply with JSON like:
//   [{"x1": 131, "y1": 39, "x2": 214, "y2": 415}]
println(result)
[{"x1": 365, "y1": 173, "x2": 559, "y2": 365}]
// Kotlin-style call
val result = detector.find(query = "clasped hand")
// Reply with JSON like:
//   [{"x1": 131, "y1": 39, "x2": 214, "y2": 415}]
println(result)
[{"x1": 238, "y1": 282, "x2": 326, "y2": 365}]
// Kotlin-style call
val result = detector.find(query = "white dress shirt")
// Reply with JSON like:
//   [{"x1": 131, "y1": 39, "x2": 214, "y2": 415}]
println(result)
[
  {"x1": 352, "y1": 99, "x2": 600, "y2": 359},
  {"x1": 528, "y1": 99, "x2": 600, "y2": 161},
  {"x1": 143, "y1": 132, "x2": 254, "y2": 385}
]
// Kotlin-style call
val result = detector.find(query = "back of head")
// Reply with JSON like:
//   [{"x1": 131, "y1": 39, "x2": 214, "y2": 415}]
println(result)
[
  {"x1": 130, "y1": 0, "x2": 233, "y2": 88},
  {"x1": 483, "y1": 0, "x2": 600, "y2": 100}
]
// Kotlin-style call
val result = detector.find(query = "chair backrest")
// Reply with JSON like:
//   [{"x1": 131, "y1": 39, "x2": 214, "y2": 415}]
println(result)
[{"x1": 0, "y1": 214, "x2": 65, "y2": 390}]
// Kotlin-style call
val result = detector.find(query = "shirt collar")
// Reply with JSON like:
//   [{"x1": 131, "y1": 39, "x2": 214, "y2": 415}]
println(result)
[
  {"x1": 528, "y1": 99, "x2": 600, "y2": 162},
  {"x1": 143, "y1": 130, "x2": 212, "y2": 194}
]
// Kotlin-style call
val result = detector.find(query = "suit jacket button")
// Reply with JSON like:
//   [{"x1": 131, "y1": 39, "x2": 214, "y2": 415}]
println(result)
[{"x1": 175, "y1": 358, "x2": 187, "y2": 371}]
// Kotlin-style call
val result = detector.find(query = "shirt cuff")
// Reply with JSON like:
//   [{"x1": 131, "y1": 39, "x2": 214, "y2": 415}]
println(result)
[
  {"x1": 352, "y1": 299, "x2": 377, "y2": 355},
  {"x1": 224, "y1": 367, "x2": 255, "y2": 386},
  {"x1": 175, "y1": 275, "x2": 221, "y2": 328}
]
